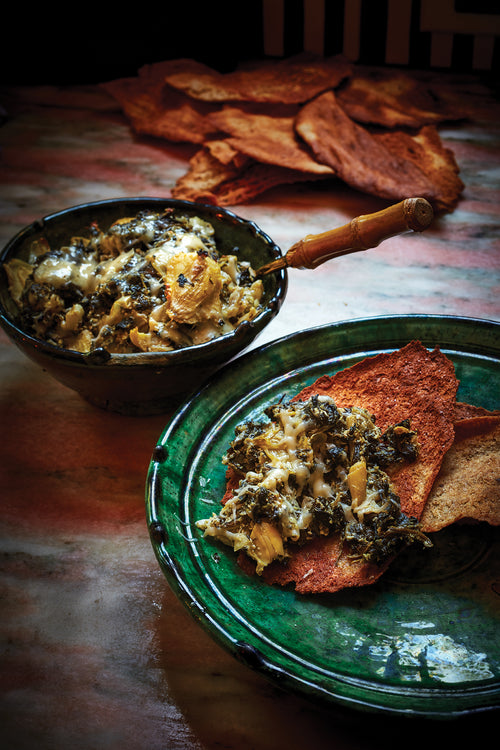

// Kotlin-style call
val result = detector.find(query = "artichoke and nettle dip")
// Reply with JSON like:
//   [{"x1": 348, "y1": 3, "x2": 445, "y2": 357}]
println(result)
[
  {"x1": 197, "y1": 394, "x2": 430, "y2": 575},
  {"x1": 4, "y1": 209, "x2": 264, "y2": 353}
]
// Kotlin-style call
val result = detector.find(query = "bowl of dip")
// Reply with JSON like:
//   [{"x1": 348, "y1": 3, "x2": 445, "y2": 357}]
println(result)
[{"x1": 0, "y1": 197, "x2": 287, "y2": 414}]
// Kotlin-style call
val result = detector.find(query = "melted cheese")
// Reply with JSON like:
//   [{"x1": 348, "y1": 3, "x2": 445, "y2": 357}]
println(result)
[
  {"x1": 197, "y1": 396, "x2": 406, "y2": 571},
  {"x1": 147, "y1": 232, "x2": 208, "y2": 275},
  {"x1": 4, "y1": 210, "x2": 264, "y2": 354},
  {"x1": 33, "y1": 250, "x2": 136, "y2": 295}
]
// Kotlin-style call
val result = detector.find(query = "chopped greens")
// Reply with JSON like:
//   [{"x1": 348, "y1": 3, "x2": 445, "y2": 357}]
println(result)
[
  {"x1": 197, "y1": 394, "x2": 430, "y2": 574},
  {"x1": 4, "y1": 209, "x2": 263, "y2": 353}
]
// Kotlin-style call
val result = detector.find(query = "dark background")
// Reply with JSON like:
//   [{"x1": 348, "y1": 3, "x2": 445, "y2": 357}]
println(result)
[
  {"x1": 1, "y1": 4, "x2": 267, "y2": 85},
  {"x1": 1, "y1": 1, "x2": 499, "y2": 86}
]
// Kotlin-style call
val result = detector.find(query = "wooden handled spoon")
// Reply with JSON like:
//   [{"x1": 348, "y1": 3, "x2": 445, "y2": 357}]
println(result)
[{"x1": 256, "y1": 197, "x2": 434, "y2": 276}]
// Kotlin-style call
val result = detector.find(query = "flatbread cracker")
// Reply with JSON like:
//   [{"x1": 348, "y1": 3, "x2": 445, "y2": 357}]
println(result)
[
  {"x1": 336, "y1": 70, "x2": 463, "y2": 128},
  {"x1": 421, "y1": 416, "x2": 500, "y2": 532},
  {"x1": 102, "y1": 62, "x2": 220, "y2": 144},
  {"x1": 245, "y1": 532, "x2": 391, "y2": 595},
  {"x1": 163, "y1": 54, "x2": 351, "y2": 104},
  {"x1": 454, "y1": 401, "x2": 500, "y2": 420},
  {"x1": 208, "y1": 104, "x2": 335, "y2": 174},
  {"x1": 295, "y1": 90, "x2": 464, "y2": 212},
  {"x1": 172, "y1": 141, "x2": 323, "y2": 205}
]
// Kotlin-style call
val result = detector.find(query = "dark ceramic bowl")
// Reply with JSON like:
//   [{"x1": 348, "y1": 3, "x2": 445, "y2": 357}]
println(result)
[{"x1": 0, "y1": 198, "x2": 287, "y2": 414}]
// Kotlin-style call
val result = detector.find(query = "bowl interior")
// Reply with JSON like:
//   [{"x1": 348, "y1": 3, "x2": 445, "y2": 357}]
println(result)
[
  {"x1": 0, "y1": 197, "x2": 287, "y2": 350},
  {"x1": 0, "y1": 198, "x2": 287, "y2": 413}
]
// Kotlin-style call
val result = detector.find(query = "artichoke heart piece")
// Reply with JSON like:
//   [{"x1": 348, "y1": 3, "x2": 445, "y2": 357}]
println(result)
[
  {"x1": 165, "y1": 251, "x2": 223, "y2": 325},
  {"x1": 347, "y1": 459, "x2": 367, "y2": 509},
  {"x1": 250, "y1": 521, "x2": 285, "y2": 574},
  {"x1": 3, "y1": 258, "x2": 33, "y2": 305}
]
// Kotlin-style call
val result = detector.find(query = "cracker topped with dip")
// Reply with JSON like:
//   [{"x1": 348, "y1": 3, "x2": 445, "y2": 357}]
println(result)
[{"x1": 197, "y1": 341, "x2": 499, "y2": 594}]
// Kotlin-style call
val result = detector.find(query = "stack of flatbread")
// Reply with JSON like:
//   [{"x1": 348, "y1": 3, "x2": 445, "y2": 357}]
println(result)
[
  {"x1": 101, "y1": 56, "x2": 465, "y2": 212},
  {"x1": 223, "y1": 341, "x2": 499, "y2": 594}
]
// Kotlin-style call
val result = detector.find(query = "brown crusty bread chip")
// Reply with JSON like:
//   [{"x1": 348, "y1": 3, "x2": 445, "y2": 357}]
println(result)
[
  {"x1": 295, "y1": 90, "x2": 464, "y2": 212},
  {"x1": 171, "y1": 143, "x2": 252, "y2": 204},
  {"x1": 172, "y1": 140, "x2": 324, "y2": 206},
  {"x1": 292, "y1": 341, "x2": 458, "y2": 521},
  {"x1": 454, "y1": 401, "x2": 500, "y2": 420},
  {"x1": 208, "y1": 104, "x2": 335, "y2": 174},
  {"x1": 253, "y1": 532, "x2": 392, "y2": 595},
  {"x1": 204, "y1": 139, "x2": 249, "y2": 168},
  {"x1": 227, "y1": 341, "x2": 458, "y2": 594},
  {"x1": 101, "y1": 62, "x2": 220, "y2": 144},
  {"x1": 421, "y1": 416, "x2": 500, "y2": 532},
  {"x1": 163, "y1": 54, "x2": 351, "y2": 104},
  {"x1": 336, "y1": 70, "x2": 464, "y2": 128},
  {"x1": 420, "y1": 77, "x2": 500, "y2": 124},
  {"x1": 376, "y1": 126, "x2": 464, "y2": 212}
]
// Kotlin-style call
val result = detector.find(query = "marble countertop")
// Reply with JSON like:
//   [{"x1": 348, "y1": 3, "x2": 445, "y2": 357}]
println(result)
[{"x1": 1, "y1": 75, "x2": 499, "y2": 749}]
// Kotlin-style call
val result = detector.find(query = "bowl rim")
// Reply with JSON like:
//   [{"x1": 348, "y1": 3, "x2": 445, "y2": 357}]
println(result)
[{"x1": 0, "y1": 197, "x2": 288, "y2": 366}]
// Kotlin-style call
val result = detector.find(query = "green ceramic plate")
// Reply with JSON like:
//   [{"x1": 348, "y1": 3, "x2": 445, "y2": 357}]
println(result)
[{"x1": 146, "y1": 315, "x2": 500, "y2": 718}]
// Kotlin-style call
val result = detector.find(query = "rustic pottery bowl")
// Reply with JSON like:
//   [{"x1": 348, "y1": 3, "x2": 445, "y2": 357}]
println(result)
[{"x1": 0, "y1": 198, "x2": 287, "y2": 415}]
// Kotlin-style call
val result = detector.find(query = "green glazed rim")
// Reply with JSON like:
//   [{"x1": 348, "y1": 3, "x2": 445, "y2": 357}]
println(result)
[{"x1": 146, "y1": 314, "x2": 500, "y2": 718}]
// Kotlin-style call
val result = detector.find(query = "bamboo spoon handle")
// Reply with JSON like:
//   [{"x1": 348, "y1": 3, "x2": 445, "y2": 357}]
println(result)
[
  {"x1": 257, "y1": 198, "x2": 433, "y2": 275},
  {"x1": 287, "y1": 197, "x2": 433, "y2": 269}
]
